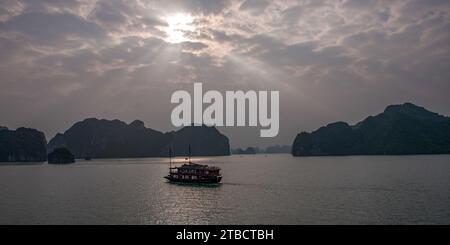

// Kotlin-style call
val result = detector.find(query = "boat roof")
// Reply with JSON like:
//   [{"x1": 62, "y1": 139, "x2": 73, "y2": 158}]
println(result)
[{"x1": 174, "y1": 162, "x2": 220, "y2": 170}]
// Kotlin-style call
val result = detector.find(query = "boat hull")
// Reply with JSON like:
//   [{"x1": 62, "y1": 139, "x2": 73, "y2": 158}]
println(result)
[{"x1": 164, "y1": 175, "x2": 222, "y2": 184}]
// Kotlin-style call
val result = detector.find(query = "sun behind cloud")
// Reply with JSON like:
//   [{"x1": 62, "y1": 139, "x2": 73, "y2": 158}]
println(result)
[{"x1": 163, "y1": 13, "x2": 195, "y2": 43}]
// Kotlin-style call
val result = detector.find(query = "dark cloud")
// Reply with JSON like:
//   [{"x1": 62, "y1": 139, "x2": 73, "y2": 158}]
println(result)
[
  {"x1": 239, "y1": 0, "x2": 270, "y2": 13},
  {"x1": 0, "y1": 11, "x2": 106, "y2": 46},
  {"x1": 178, "y1": 0, "x2": 232, "y2": 14}
]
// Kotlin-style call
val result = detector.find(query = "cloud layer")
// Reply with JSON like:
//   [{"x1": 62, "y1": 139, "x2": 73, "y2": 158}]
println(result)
[{"x1": 1, "y1": 0, "x2": 450, "y2": 147}]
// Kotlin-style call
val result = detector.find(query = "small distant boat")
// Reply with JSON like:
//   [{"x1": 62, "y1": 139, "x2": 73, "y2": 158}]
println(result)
[{"x1": 164, "y1": 146, "x2": 222, "y2": 184}]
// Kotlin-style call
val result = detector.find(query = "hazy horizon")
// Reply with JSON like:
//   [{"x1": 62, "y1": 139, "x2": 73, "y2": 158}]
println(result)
[{"x1": 1, "y1": 0, "x2": 450, "y2": 148}]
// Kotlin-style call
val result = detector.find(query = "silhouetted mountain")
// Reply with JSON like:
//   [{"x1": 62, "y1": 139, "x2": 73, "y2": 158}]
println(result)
[
  {"x1": 167, "y1": 125, "x2": 230, "y2": 156},
  {"x1": 292, "y1": 103, "x2": 450, "y2": 156},
  {"x1": 0, "y1": 127, "x2": 47, "y2": 162},
  {"x1": 265, "y1": 145, "x2": 291, "y2": 154},
  {"x1": 48, "y1": 118, "x2": 230, "y2": 158},
  {"x1": 48, "y1": 118, "x2": 167, "y2": 158},
  {"x1": 232, "y1": 147, "x2": 259, "y2": 154},
  {"x1": 48, "y1": 148, "x2": 75, "y2": 164}
]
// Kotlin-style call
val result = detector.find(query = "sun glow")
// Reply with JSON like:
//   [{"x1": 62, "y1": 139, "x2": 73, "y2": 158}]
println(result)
[{"x1": 164, "y1": 13, "x2": 195, "y2": 43}]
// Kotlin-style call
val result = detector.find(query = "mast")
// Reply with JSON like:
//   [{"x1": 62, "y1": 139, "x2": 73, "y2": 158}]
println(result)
[
  {"x1": 188, "y1": 144, "x2": 191, "y2": 164},
  {"x1": 169, "y1": 148, "x2": 173, "y2": 170}
]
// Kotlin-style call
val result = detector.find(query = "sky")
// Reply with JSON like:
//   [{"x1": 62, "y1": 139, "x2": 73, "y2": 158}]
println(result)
[{"x1": 1, "y1": 0, "x2": 450, "y2": 148}]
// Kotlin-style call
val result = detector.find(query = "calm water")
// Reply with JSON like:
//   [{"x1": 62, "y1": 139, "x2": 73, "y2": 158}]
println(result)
[{"x1": 0, "y1": 154, "x2": 449, "y2": 224}]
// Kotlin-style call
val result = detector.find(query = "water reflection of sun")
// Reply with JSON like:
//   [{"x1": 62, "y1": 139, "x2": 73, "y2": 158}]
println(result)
[{"x1": 164, "y1": 13, "x2": 194, "y2": 43}]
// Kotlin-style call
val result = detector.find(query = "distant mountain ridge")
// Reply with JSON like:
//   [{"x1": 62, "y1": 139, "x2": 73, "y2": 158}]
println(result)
[
  {"x1": 265, "y1": 145, "x2": 291, "y2": 154},
  {"x1": 292, "y1": 103, "x2": 450, "y2": 156},
  {"x1": 48, "y1": 118, "x2": 230, "y2": 158},
  {"x1": 232, "y1": 147, "x2": 259, "y2": 155},
  {"x1": 231, "y1": 145, "x2": 291, "y2": 154}
]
